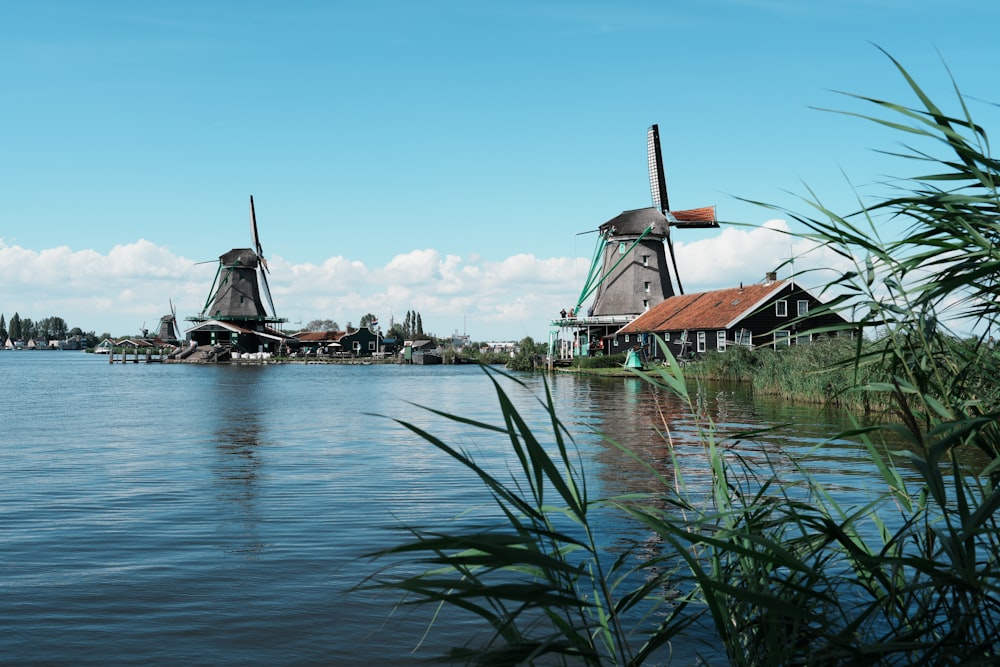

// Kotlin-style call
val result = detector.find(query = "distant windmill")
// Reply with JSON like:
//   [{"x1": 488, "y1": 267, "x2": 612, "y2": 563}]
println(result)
[
  {"x1": 185, "y1": 196, "x2": 287, "y2": 356},
  {"x1": 154, "y1": 299, "x2": 181, "y2": 342},
  {"x1": 577, "y1": 124, "x2": 719, "y2": 318}
]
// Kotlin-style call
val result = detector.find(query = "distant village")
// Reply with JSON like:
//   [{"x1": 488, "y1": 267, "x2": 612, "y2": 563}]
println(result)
[{"x1": 0, "y1": 308, "x2": 526, "y2": 366}]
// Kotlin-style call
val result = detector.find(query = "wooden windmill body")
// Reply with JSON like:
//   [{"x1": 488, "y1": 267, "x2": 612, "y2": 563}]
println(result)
[
  {"x1": 184, "y1": 196, "x2": 287, "y2": 357},
  {"x1": 587, "y1": 124, "x2": 718, "y2": 318}
]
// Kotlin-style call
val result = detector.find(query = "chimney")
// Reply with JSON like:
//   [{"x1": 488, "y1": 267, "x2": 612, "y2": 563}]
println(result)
[{"x1": 765, "y1": 271, "x2": 777, "y2": 284}]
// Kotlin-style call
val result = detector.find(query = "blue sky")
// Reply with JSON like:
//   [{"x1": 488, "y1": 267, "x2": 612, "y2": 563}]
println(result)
[{"x1": 3, "y1": 1, "x2": 999, "y2": 340}]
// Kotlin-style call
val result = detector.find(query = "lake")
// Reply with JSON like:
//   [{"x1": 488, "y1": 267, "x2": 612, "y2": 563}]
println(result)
[{"x1": 0, "y1": 352, "x2": 907, "y2": 665}]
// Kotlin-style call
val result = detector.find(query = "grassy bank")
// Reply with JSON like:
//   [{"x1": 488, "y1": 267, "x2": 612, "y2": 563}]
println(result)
[{"x1": 681, "y1": 337, "x2": 885, "y2": 411}]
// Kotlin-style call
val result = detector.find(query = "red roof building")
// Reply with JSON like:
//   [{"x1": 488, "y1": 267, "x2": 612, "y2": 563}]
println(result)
[{"x1": 610, "y1": 277, "x2": 851, "y2": 360}]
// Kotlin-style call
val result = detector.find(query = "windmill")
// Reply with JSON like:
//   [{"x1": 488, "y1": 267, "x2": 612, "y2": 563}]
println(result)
[
  {"x1": 577, "y1": 124, "x2": 719, "y2": 319},
  {"x1": 154, "y1": 299, "x2": 181, "y2": 343},
  {"x1": 197, "y1": 196, "x2": 277, "y2": 323},
  {"x1": 185, "y1": 196, "x2": 287, "y2": 356}
]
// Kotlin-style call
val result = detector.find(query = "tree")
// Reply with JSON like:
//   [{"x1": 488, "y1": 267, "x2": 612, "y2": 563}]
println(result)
[
  {"x1": 0, "y1": 314, "x2": 6, "y2": 342},
  {"x1": 9, "y1": 313, "x2": 22, "y2": 341},
  {"x1": 305, "y1": 318, "x2": 339, "y2": 332},
  {"x1": 37, "y1": 316, "x2": 68, "y2": 340},
  {"x1": 359, "y1": 313, "x2": 378, "y2": 329},
  {"x1": 385, "y1": 323, "x2": 406, "y2": 342},
  {"x1": 506, "y1": 336, "x2": 545, "y2": 371},
  {"x1": 415, "y1": 313, "x2": 424, "y2": 337}
]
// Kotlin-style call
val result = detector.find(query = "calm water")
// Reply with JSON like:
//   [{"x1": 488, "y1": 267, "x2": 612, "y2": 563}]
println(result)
[{"x1": 1, "y1": 352, "x2": 908, "y2": 665}]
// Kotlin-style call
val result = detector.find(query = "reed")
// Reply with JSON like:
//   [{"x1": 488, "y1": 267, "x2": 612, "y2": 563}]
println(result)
[
  {"x1": 684, "y1": 337, "x2": 889, "y2": 413},
  {"x1": 365, "y1": 50, "x2": 1000, "y2": 665}
]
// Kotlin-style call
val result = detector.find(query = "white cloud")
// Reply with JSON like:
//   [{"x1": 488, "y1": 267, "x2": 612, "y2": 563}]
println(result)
[{"x1": 0, "y1": 220, "x2": 850, "y2": 340}]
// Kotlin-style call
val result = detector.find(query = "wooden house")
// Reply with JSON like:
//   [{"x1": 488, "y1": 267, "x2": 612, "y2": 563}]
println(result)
[
  {"x1": 612, "y1": 276, "x2": 851, "y2": 361},
  {"x1": 338, "y1": 326, "x2": 380, "y2": 357}
]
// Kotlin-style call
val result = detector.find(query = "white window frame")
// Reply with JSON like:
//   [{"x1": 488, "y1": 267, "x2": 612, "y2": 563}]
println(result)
[
  {"x1": 797, "y1": 300, "x2": 809, "y2": 316},
  {"x1": 735, "y1": 328, "x2": 752, "y2": 347},
  {"x1": 716, "y1": 330, "x2": 727, "y2": 352},
  {"x1": 776, "y1": 300, "x2": 788, "y2": 317},
  {"x1": 697, "y1": 331, "x2": 706, "y2": 353},
  {"x1": 774, "y1": 330, "x2": 791, "y2": 348}
]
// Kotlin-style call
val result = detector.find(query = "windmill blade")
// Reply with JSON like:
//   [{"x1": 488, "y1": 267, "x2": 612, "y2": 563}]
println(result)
[
  {"x1": 666, "y1": 235, "x2": 685, "y2": 296},
  {"x1": 259, "y1": 266, "x2": 277, "y2": 319},
  {"x1": 647, "y1": 124, "x2": 669, "y2": 213},
  {"x1": 249, "y1": 195, "x2": 268, "y2": 269},
  {"x1": 170, "y1": 299, "x2": 179, "y2": 339}
]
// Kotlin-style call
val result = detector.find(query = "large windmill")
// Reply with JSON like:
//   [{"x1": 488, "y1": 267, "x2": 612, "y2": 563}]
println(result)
[
  {"x1": 552, "y1": 125, "x2": 720, "y2": 362},
  {"x1": 185, "y1": 196, "x2": 287, "y2": 356},
  {"x1": 579, "y1": 124, "x2": 719, "y2": 318}
]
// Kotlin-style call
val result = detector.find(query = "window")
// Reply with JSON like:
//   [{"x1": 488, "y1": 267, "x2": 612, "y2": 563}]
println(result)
[
  {"x1": 774, "y1": 330, "x2": 791, "y2": 348},
  {"x1": 697, "y1": 331, "x2": 706, "y2": 353},
  {"x1": 624, "y1": 334, "x2": 630, "y2": 343},
  {"x1": 663, "y1": 332, "x2": 670, "y2": 342},
  {"x1": 613, "y1": 338, "x2": 619, "y2": 347},
  {"x1": 717, "y1": 330, "x2": 727, "y2": 352},
  {"x1": 735, "y1": 328, "x2": 752, "y2": 346},
  {"x1": 775, "y1": 300, "x2": 788, "y2": 317},
  {"x1": 797, "y1": 300, "x2": 809, "y2": 316},
  {"x1": 642, "y1": 299, "x2": 649, "y2": 311},
  {"x1": 368, "y1": 341, "x2": 376, "y2": 351},
  {"x1": 643, "y1": 281, "x2": 651, "y2": 293},
  {"x1": 641, "y1": 254, "x2": 649, "y2": 266}
]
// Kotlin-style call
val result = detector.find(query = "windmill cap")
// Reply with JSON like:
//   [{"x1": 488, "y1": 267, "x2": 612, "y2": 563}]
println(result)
[
  {"x1": 599, "y1": 207, "x2": 668, "y2": 237},
  {"x1": 219, "y1": 248, "x2": 260, "y2": 266}
]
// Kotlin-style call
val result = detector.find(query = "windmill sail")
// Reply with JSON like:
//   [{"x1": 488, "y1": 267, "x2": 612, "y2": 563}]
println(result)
[{"x1": 647, "y1": 124, "x2": 669, "y2": 212}]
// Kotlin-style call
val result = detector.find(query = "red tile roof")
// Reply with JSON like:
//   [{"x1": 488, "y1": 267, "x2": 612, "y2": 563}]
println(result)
[
  {"x1": 619, "y1": 280, "x2": 789, "y2": 333},
  {"x1": 291, "y1": 331, "x2": 343, "y2": 342}
]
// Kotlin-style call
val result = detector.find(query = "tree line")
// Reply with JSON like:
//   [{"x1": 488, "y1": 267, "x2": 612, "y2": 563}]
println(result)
[
  {"x1": 0, "y1": 313, "x2": 97, "y2": 345},
  {"x1": 294, "y1": 310, "x2": 429, "y2": 341}
]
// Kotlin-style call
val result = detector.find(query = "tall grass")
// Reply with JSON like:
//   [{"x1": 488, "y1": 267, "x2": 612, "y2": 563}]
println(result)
[
  {"x1": 683, "y1": 337, "x2": 888, "y2": 411},
  {"x1": 364, "y1": 51, "x2": 1000, "y2": 665}
]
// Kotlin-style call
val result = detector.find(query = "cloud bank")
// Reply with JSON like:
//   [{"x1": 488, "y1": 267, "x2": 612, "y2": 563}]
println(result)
[{"x1": 0, "y1": 220, "x2": 850, "y2": 341}]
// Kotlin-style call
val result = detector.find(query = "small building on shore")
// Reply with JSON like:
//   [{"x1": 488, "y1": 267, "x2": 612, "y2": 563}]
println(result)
[{"x1": 612, "y1": 275, "x2": 851, "y2": 361}]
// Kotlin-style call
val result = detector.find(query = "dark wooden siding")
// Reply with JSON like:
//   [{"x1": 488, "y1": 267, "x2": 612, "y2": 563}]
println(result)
[{"x1": 612, "y1": 284, "x2": 850, "y2": 360}]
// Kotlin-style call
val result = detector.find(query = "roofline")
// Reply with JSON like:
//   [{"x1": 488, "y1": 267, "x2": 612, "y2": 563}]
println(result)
[{"x1": 723, "y1": 280, "x2": 792, "y2": 330}]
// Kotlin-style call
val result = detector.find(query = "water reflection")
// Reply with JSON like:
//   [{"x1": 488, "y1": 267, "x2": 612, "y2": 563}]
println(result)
[{"x1": 209, "y1": 367, "x2": 270, "y2": 558}]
